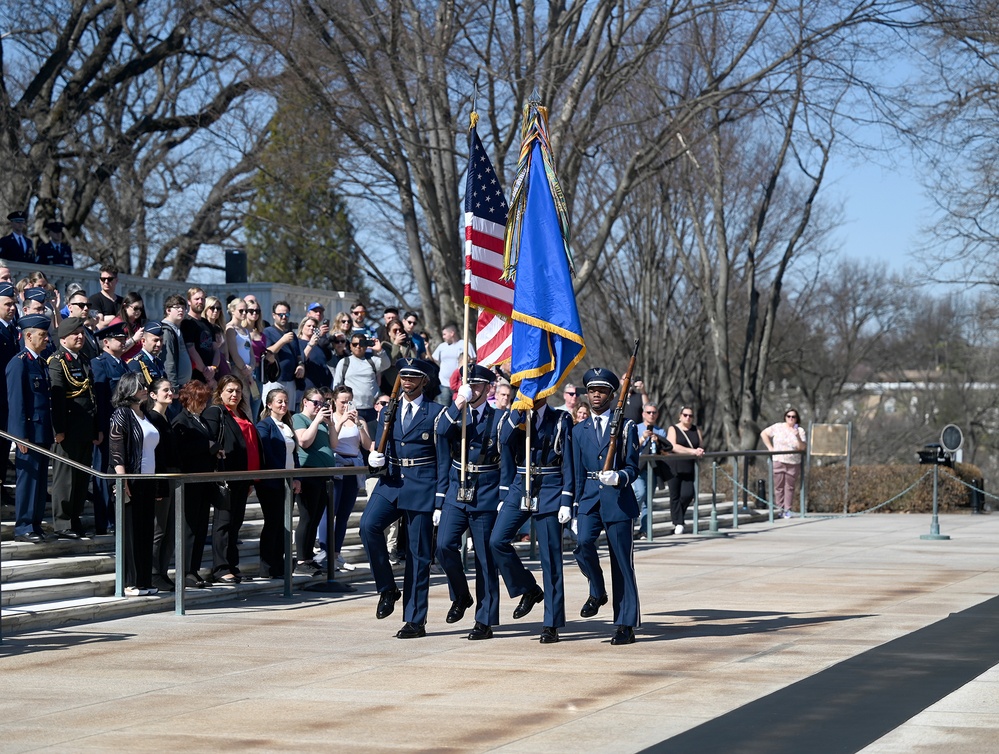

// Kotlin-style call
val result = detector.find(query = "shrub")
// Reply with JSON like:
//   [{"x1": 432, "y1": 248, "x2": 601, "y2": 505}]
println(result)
[{"x1": 806, "y1": 462, "x2": 982, "y2": 514}]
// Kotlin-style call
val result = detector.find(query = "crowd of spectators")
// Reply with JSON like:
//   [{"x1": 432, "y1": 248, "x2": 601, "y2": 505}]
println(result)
[{"x1": 2, "y1": 210, "x2": 805, "y2": 598}]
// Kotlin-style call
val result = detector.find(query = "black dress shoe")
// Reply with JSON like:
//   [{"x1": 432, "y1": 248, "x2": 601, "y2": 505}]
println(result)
[
  {"x1": 152, "y1": 575, "x2": 176, "y2": 592},
  {"x1": 513, "y1": 585, "x2": 544, "y2": 620},
  {"x1": 376, "y1": 587, "x2": 402, "y2": 619},
  {"x1": 55, "y1": 529, "x2": 81, "y2": 540},
  {"x1": 610, "y1": 625, "x2": 636, "y2": 645},
  {"x1": 539, "y1": 626, "x2": 560, "y2": 644},
  {"x1": 185, "y1": 573, "x2": 209, "y2": 589},
  {"x1": 580, "y1": 593, "x2": 608, "y2": 618},
  {"x1": 14, "y1": 532, "x2": 43, "y2": 543},
  {"x1": 446, "y1": 594, "x2": 474, "y2": 624},
  {"x1": 396, "y1": 622, "x2": 426, "y2": 639},
  {"x1": 468, "y1": 621, "x2": 493, "y2": 641}
]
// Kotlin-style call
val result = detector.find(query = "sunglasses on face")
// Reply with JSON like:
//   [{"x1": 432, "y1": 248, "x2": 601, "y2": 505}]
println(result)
[
  {"x1": 100, "y1": 277, "x2": 116, "y2": 282},
  {"x1": 246, "y1": 308, "x2": 259, "y2": 314},
  {"x1": 352, "y1": 310, "x2": 365, "y2": 316},
  {"x1": 681, "y1": 413, "x2": 693, "y2": 418},
  {"x1": 273, "y1": 311, "x2": 289, "y2": 317},
  {"x1": 405, "y1": 319, "x2": 417, "y2": 325},
  {"x1": 564, "y1": 391, "x2": 576, "y2": 397},
  {"x1": 208, "y1": 305, "x2": 221, "y2": 311},
  {"x1": 376, "y1": 400, "x2": 389, "y2": 406},
  {"x1": 236, "y1": 308, "x2": 246, "y2": 314},
  {"x1": 786, "y1": 414, "x2": 798, "y2": 420}
]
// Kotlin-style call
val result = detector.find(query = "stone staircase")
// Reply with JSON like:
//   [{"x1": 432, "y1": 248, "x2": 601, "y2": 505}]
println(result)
[{"x1": 1, "y1": 487, "x2": 771, "y2": 635}]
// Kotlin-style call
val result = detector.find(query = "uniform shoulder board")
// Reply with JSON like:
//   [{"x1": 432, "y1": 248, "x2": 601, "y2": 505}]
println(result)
[
  {"x1": 46, "y1": 353, "x2": 59, "y2": 366},
  {"x1": 17, "y1": 351, "x2": 29, "y2": 360}
]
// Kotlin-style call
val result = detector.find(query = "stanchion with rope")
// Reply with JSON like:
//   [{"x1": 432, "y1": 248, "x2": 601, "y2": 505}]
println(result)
[
  {"x1": 700, "y1": 461, "x2": 728, "y2": 538},
  {"x1": 920, "y1": 464, "x2": 951, "y2": 541}
]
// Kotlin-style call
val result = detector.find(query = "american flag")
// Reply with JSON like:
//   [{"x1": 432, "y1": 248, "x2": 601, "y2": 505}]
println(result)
[{"x1": 464, "y1": 117, "x2": 513, "y2": 367}]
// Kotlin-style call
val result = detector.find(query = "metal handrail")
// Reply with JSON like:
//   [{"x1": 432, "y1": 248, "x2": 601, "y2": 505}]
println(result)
[{"x1": 0, "y1": 426, "x2": 367, "y2": 639}]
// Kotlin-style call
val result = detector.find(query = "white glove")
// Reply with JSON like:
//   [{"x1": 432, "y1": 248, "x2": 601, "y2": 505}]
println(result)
[
  {"x1": 432, "y1": 509, "x2": 442, "y2": 527},
  {"x1": 368, "y1": 450, "x2": 386, "y2": 468},
  {"x1": 457, "y1": 384, "x2": 473, "y2": 403},
  {"x1": 598, "y1": 470, "x2": 620, "y2": 487},
  {"x1": 557, "y1": 505, "x2": 571, "y2": 524},
  {"x1": 571, "y1": 518, "x2": 578, "y2": 535},
  {"x1": 496, "y1": 501, "x2": 503, "y2": 512}
]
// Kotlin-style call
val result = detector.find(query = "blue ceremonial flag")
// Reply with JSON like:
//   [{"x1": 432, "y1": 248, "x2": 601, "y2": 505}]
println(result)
[{"x1": 505, "y1": 100, "x2": 586, "y2": 410}]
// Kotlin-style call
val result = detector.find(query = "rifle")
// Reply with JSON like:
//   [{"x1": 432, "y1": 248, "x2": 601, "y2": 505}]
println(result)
[
  {"x1": 604, "y1": 339, "x2": 640, "y2": 472},
  {"x1": 373, "y1": 373, "x2": 403, "y2": 471}
]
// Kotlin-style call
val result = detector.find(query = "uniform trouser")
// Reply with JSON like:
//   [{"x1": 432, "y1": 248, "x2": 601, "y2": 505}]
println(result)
[
  {"x1": 437, "y1": 504, "x2": 500, "y2": 626},
  {"x1": 51, "y1": 431, "x2": 94, "y2": 530},
  {"x1": 124, "y1": 480, "x2": 155, "y2": 589},
  {"x1": 773, "y1": 461, "x2": 801, "y2": 512},
  {"x1": 360, "y1": 494, "x2": 433, "y2": 625},
  {"x1": 14, "y1": 446, "x2": 49, "y2": 536},
  {"x1": 575, "y1": 511, "x2": 641, "y2": 627},
  {"x1": 211, "y1": 481, "x2": 250, "y2": 577},
  {"x1": 92, "y1": 437, "x2": 114, "y2": 533},
  {"x1": 152, "y1": 493, "x2": 175, "y2": 577},
  {"x1": 489, "y1": 505, "x2": 566, "y2": 628},
  {"x1": 256, "y1": 484, "x2": 286, "y2": 578},
  {"x1": 668, "y1": 472, "x2": 696, "y2": 527}
]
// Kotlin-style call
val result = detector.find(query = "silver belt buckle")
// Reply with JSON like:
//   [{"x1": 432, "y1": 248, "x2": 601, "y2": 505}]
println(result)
[{"x1": 519, "y1": 496, "x2": 538, "y2": 512}]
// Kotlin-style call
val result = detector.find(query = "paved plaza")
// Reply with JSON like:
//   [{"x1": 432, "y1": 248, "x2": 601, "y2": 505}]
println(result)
[{"x1": 1, "y1": 514, "x2": 998, "y2": 753}]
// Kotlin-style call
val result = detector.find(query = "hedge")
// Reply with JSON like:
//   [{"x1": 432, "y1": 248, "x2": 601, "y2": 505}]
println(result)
[{"x1": 806, "y1": 463, "x2": 982, "y2": 514}]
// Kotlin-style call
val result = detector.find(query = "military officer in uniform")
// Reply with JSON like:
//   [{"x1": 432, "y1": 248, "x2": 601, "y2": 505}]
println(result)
[
  {"x1": 36, "y1": 221, "x2": 74, "y2": 267},
  {"x1": 127, "y1": 321, "x2": 166, "y2": 384},
  {"x1": 7, "y1": 314, "x2": 53, "y2": 542},
  {"x1": 489, "y1": 394, "x2": 575, "y2": 644},
  {"x1": 90, "y1": 322, "x2": 130, "y2": 535},
  {"x1": 0, "y1": 282, "x2": 20, "y2": 503},
  {"x1": 435, "y1": 364, "x2": 506, "y2": 641},
  {"x1": 0, "y1": 210, "x2": 35, "y2": 264},
  {"x1": 572, "y1": 367, "x2": 642, "y2": 645},
  {"x1": 361, "y1": 358, "x2": 449, "y2": 639},
  {"x1": 48, "y1": 317, "x2": 101, "y2": 538}
]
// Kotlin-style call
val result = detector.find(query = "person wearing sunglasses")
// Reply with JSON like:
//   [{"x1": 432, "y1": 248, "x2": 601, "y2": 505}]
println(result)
[
  {"x1": 557, "y1": 384, "x2": 579, "y2": 416},
  {"x1": 761, "y1": 409, "x2": 807, "y2": 519},
  {"x1": 88, "y1": 264, "x2": 123, "y2": 327},
  {"x1": 666, "y1": 407, "x2": 705, "y2": 535}
]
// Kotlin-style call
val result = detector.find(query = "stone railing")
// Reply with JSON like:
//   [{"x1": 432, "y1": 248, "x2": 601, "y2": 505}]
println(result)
[{"x1": 4, "y1": 261, "x2": 359, "y2": 322}]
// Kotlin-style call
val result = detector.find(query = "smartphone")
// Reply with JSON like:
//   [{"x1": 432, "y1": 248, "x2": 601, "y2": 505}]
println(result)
[{"x1": 347, "y1": 400, "x2": 355, "y2": 412}]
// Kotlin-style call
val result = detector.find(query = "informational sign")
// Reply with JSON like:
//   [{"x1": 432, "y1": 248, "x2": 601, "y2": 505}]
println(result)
[
  {"x1": 810, "y1": 424, "x2": 850, "y2": 457},
  {"x1": 940, "y1": 424, "x2": 963, "y2": 453}
]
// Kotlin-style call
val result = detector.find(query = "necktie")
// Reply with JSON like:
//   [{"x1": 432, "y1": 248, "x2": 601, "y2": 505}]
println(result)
[
  {"x1": 18, "y1": 236, "x2": 25, "y2": 253},
  {"x1": 402, "y1": 402, "x2": 414, "y2": 433},
  {"x1": 596, "y1": 416, "x2": 604, "y2": 439}
]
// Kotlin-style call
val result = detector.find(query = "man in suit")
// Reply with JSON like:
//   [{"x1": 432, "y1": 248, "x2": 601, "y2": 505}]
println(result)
[
  {"x1": 435, "y1": 364, "x2": 507, "y2": 640},
  {"x1": 362, "y1": 358, "x2": 449, "y2": 639},
  {"x1": 127, "y1": 321, "x2": 166, "y2": 384},
  {"x1": 489, "y1": 394, "x2": 575, "y2": 644},
  {"x1": 7, "y1": 314, "x2": 53, "y2": 542},
  {"x1": 572, "y1": 367, "x2": 642, "y2": 645},
  {"x1": 36, "y1": 221, "x2": 73, "y2": 266},
  {"x1": 48, "y1": 317, "x2": 101, "y2": 538},
  {"x1": 0, "y1": 282, "x2": 20, "y2": 504},
  {"x1": 0, "y1": 210, "x2": 35, "y2": 264},
  {"x1": 90, "y1": 322, "x2": 129, "y2": 535}
]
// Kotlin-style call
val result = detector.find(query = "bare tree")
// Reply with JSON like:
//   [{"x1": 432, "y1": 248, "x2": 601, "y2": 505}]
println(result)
[{"x1": 0, "y1": 0, "x2": 265, "y2": 275}]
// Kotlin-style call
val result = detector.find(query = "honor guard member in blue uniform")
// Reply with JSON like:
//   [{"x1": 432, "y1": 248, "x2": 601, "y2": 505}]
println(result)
[
  {"x1": 362, "y1": 358, "x2": 450, "y2": 638},
  {"x1": 0, "y1": 210, "x2": 35, "y2": 264},
  {"x1": 489, "y1": 395, "x2": 575, "y2": 644},
  {"x1": 90, "y1": 322, "x2": 130, "y2": 534},
  {"x1": 48, "y1": 317, "x2": 101, "y2": 538},
  {"x1": 7, "y1": 314, "x2": 53, "y2": 542},
  {"x1": 573, "y1": 367, "x2": 642, "y2": 645},
  {"x1": 127, "y1": 321, "x2": 166, "y2": 385},
  {"x1": 36, "y1": 221, "x2": 74, "y2": 267},
  {"x1": 0, "y1": 282, "x2": 20, "y2": 503},
  {"x1": 435, "y1": 364, "x2": 506, "y2": 640}
]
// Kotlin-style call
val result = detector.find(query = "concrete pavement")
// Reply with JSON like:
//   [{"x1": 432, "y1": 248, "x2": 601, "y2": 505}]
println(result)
[{"x1": 1, "y1": 513, "x2": 997, "y2": 753}]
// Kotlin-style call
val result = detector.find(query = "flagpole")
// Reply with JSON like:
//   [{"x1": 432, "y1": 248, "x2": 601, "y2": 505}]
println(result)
[
  {"x1": 460, "y1": 300, "x2": 471, "y2": 496},
  {"x1": 522, "y1": 404, "x2": 533, "y2": 511}
]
